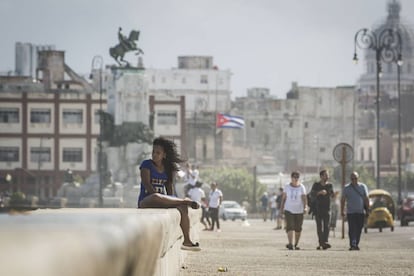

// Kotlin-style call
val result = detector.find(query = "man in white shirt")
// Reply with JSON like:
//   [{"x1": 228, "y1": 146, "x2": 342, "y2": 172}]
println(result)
[
  {"x1": 188, "y1": 181, "x2": 210, "y2": 230},
  {"x1": 208, "y1": 182, "x2": 223, "y2": 232}
]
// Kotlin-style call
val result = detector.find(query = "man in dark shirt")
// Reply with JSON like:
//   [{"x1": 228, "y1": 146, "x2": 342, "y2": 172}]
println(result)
[
  {"x1": 310, "y1": 169, "x2": 334, "y2": 250},
  {"x1": 260, "y1": 192, "x2": 269, "y2": 221}
]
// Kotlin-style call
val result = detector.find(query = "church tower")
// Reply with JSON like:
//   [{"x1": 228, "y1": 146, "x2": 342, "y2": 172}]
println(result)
[{"x1": 357, "y1": 0, "x2": 414, "y2": 133}]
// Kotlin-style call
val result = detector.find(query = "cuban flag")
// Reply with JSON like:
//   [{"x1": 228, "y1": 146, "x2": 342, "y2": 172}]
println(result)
[{"x1": 216, "y1": 113, "x2": 245, "y2": 129}]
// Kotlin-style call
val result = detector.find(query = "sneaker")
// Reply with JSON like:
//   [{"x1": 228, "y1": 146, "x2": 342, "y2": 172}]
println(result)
[
  {"x1": 317, "y1": 246, "x2": 322, "y2": 250},
  {"x1": 322, "y1": 243, "x2": 331, "y2": 250},
  {"x1": 286, "y1": 243, "x2": 293, "y2": 250},
  {"x1": 349, "y1": 246, "x2": 358, "y2": 251},
  {"x1": 294, "y1": 245, "x2": 300, "y2": 250},
  {"x1": 181, "y1": 242, "x2": 201, "y2": 252}
]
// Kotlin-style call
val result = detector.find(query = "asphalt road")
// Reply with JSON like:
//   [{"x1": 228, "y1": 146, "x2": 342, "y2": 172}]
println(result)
[{"x1": 180, "y1": 218, "x2": 414, "y2": 276}]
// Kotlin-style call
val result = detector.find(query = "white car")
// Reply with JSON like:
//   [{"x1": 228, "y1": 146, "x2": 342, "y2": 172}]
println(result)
[{"x1": 219, "y1": 200, "x2": 247, "y2": 221}]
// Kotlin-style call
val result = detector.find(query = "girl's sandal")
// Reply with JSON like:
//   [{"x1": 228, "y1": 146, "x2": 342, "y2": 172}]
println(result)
[
  {"x1": 190, "y1": 201, "x2": 200, "y2": 209},
  {"x1": 181, "y1": 242, "x2": 201, "y2": 251}
]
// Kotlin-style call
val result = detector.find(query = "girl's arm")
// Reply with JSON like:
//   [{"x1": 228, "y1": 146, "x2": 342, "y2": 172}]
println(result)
[{"x1": 140, "y1": 168, "x2": 156, "y2": 194}]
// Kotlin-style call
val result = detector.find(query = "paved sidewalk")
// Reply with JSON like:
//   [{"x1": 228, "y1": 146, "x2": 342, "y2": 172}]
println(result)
[{"x1": 180, "y1": 218, "x2": 414, "y2": 276}]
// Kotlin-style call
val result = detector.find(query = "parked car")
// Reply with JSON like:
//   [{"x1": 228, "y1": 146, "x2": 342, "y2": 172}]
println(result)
[
  {"x1": 398, "y1": 197, "x2": 414, "y2": 226},
  {"x1": 219, "y1": 200, "x2": 247, "y2": 221}
]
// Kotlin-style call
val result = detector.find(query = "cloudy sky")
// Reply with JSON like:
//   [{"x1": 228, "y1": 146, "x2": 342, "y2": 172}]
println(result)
[{"x1": 1, "y1": 0, "x2": 413, "y2": 99}]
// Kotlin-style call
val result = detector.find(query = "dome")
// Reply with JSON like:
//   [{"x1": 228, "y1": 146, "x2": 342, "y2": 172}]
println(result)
[{"x1": 357, "y1": 0, "x2": 414, "y2": 95}]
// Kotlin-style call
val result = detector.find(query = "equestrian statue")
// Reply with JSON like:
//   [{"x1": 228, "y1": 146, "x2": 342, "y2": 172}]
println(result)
[{"x1": 109, "y1": 27, "x2": 144, "y2": 67}]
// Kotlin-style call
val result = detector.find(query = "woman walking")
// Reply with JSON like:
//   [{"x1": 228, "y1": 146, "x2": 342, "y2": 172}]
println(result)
[{"x1": 280, "y1": 171, "x2": 307, "y2": 250}]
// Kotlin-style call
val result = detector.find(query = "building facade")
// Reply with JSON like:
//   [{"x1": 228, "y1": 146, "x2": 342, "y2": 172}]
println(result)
[
  {"x1": 0, "y1": 50, "x2": 105, "y2": 201},
  {"x1": 233, "y1": 83, "x2": 358, "y2": 176}
]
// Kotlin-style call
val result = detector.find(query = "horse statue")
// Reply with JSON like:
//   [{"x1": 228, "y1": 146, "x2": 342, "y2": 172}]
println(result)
[{"x1": 109, "y1": 27, "x2": 144, "y2": 67}]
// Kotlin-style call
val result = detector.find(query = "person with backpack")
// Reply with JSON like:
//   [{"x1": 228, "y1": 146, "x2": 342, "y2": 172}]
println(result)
[{"x1": 309, "y1": 169, "x2": 334, "y2": 250}]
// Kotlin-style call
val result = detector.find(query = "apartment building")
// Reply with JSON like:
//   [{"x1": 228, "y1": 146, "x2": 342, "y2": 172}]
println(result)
[{"x1": 0, "y1": 50, "x2": 105, "y2": 200}]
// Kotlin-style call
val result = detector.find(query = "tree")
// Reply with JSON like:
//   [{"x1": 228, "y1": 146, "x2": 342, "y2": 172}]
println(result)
[
  {"x1": 199, "y1": 167, "x2": 266, "y2": 204},
  {"x1": 383, "y1": 172, "x2": 414, "y2": 195},
  {"x1": 100, "y1": 111, "x2": 115, "y2": 142},
  {"x1": 332, "y1": 164, "x2": 376, "y2": 190},
  {"x1": 99, "y1": 111, "x2": 153, "y2": 147},
  {"x1": 111, "y1": 122, "x2": 153, "y2": 147}
]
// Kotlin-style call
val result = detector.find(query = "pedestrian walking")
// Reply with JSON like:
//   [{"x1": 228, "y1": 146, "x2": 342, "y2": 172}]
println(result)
[
  {"x1": 329, "y1": 191, "x2": 340, "y2": 237},
  {"x1": 208, "y1": 182, "x2": 223, "y2": 232},
  {"x1": 137, "y1": 137, "x2": 201, "y2": 251},
  {"x1": 309, "y1": 169, "x2": 334, "y2": 250},
  {"x1": 275, "y1": 187, "x2": 284, "y2": 230},
  {"x1": 260, "y1": 192, "x2": 269, "y2": 221},
  {"x1": 269, "y1": 192, "x2": 277, "y2": 222},
  {"x1": 188, "y1": 181, "x2": 211, "y2": 230},
  {"x1": 340, "y1": 171, "x2": 369, "y2": 251},
  {"x1": 280, "y1": 171, "x2": 307, "y2": 250}
]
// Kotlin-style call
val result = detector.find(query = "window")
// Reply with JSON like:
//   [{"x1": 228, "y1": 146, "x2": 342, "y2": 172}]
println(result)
[
  {"x1": 200, "y1": 75, "x2": 208, "y2": 84},
  {"x1": 63, "y1": 148, "x2": 83, "y2": 162},
  {"x1": 94, "y1": 110, "x2": 101, "y2": 124},
  {"x1": 0, "y1": 147, "x2": 19, "y2": 162},
  {"x1": 0, "y1": 108, "x2": 19, "y2": 123},
  {"x1": 360, "y1": 148, "x2": 364, "y2": 161},
  {"x1": 368, "y1": 147, "x2": 373, "y2": 161},
  {"x1": 30, "y1": 108, "x2": 51, "y2": 123},
  {"x1": 30, "y1": 147, "x2": 51, "y2": 162},
  {"x1": 157, "y1": 111, "x2": 178, "y2": 125},
  {"x1": 63, "y1": 109, "x2": 83, "y2": 124}
]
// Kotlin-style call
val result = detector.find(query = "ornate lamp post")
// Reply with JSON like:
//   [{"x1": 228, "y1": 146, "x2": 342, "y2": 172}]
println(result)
[
  {"x1": 353, "y1": 28, "x2": 402, "y2": 189},
  {"x1": 91, "y1": 55, "x2": 104, "y2": 207},
  {"x1": 396, "y1": 36, "x2": 403, "y2": 204}
]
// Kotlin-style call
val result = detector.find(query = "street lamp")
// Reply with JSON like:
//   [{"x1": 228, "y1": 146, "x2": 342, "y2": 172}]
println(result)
[
  {"x1": 396, "y1": 37, "x2": 403, "y2": 204},
  {"x1": 91, "y1": 55, "x2": 104, "y2": 207},
  {"x1": 353, "y1": 28, "x2": 402, "y2": 189}
]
